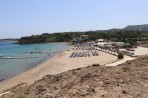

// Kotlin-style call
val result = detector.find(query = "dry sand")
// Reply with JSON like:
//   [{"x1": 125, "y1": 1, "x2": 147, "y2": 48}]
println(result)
[
  {"x1": 0, "y1": 47, "x2": 117, "y2": 93},
  {"x1": 134, "y1": 46, "x2": 148, "y2": 56},
  {"x1": 120, "y1": 46, "x2": 148, "y2": 56},
  {"x1": 106, "y1": 55, "x2": 134, "y2": 66}
]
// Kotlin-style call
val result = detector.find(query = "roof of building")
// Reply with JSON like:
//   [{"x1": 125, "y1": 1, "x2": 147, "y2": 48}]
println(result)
[{"x1": 96, "y1": 39, "x2": 104, "y2": 42}]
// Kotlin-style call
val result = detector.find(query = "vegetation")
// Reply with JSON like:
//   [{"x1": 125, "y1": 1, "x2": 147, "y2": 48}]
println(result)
[
  {"x1": 92, "y1": 64, "x2": 100, "y2": 66},
  {"x1": 118, "y1": 52, "x2": 124, "y2": 59},
  {"x1": 123, "y1": 24, "x2": 148, "y2": 31},
  {"x1": 18, "y1": 30, "x2": 146, "y2": 44},
  {"x1": 18, "y1": 33, "x2": 80, "y2": 44}
]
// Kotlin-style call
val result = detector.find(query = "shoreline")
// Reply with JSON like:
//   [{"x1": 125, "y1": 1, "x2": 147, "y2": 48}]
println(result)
[
  {"x1": 0, "y1": 45, "x2": 117, "y2": 93},
  {"x1": 0, "y1": 51, "x2": 62, "y2": 83},
  {"x1": 0, "y1": 46, "x2": 71, "y2": 93},
  {"x1": 0, "y1": 42, "x2": 70, "y2": 84},
  {"x1": 0, "y1": 45, "x2": 69, "y2": 83}
]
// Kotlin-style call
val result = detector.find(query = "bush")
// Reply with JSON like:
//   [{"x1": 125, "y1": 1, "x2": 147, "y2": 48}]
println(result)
[
  {"x1": 92, "y1": 64, "x2": 100, "y2": 66},
  {"x1": 118, "y1": 52, "x2": 124, "y2": 59}
]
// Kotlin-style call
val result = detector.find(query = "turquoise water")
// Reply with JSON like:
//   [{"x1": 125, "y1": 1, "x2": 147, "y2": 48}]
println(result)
[{"x1": 0, "y1": 41, "x2": 69, "y2": 82}]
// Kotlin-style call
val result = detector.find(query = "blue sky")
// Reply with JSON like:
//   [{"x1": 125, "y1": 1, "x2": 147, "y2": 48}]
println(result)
[{"x1": 0, "y1": 0, "x2": 148, "y2": 38}]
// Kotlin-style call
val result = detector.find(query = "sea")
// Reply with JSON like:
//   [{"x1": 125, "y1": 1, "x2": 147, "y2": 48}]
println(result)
[{"x1": 0, "y1": 41, "x2": 69, "y2": 82}]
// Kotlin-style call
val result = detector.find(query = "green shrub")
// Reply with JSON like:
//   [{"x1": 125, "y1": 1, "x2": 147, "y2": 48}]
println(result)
[
  {"x1": 92, "y1": 64, "x2": 100, "y2": 66},
  {"x1": 118, "y1": 52, "x2": 124, "y2": 59}
]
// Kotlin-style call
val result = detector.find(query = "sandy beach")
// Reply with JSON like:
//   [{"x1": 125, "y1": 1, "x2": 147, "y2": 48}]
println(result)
[{"x1": 0, "y1": 46, "x2": 117, "y2": 93}]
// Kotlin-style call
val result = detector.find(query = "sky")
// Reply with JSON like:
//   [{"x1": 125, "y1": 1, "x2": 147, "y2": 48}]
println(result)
[{"x1": 0, "y1": 0, "x2": 148, "y2": 39}]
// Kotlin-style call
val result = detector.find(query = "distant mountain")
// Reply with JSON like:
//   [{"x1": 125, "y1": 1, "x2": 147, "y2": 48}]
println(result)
[
  {"x1": 95, "y1": 24, "x2": 148, "y2": 32},
  {"x1": 95, "y1": 28, "x2": 121, "y2": 32},
  {"x1": 123, "y1": 24, "x2": 148, "y2": 31},
  {"x1": 107, "y1": 28, "x2": 121, "y2": 32}
]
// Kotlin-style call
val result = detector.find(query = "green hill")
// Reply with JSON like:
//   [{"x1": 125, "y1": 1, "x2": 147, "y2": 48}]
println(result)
[{"x1": 124, "y1": 24, "x2": 148, "y2": 31}]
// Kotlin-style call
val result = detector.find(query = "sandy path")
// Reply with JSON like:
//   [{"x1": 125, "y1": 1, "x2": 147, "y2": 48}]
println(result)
[
  {"x1": 105, "y1": 55, "x2": 135, "y2": 66},
  {"x1": 134, "y1": 46, "x2": 148, "y2": 56},
  {"x1": 0, "y1": 47, "x2": 117, "y2": 93},
  {"x1": 106, "y1": 46, "x2": 148, "y2": 66}
]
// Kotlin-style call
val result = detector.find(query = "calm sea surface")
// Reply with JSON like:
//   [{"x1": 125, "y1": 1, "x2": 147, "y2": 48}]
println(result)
[{"x1": 0, "y1": 41, "x2": 69, "y2": 82}]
